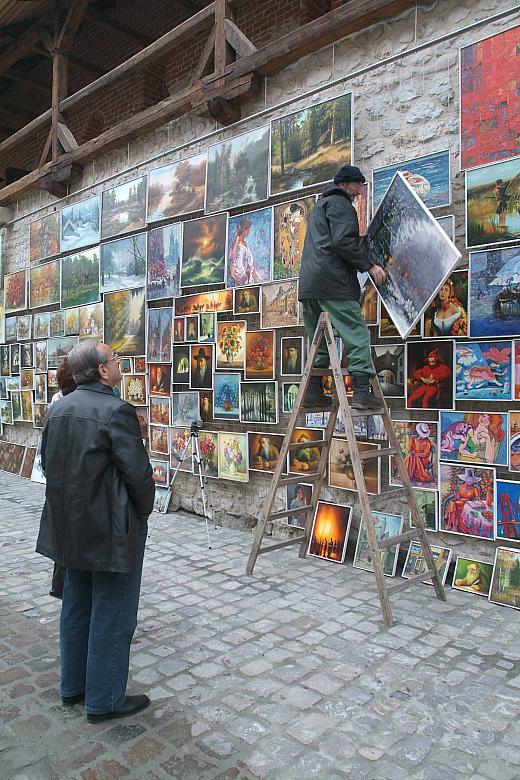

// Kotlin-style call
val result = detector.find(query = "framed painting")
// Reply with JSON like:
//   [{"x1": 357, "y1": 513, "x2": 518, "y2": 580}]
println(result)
[
  {"x1": 214, "y1": 372, "x2": 240, "y2": 420},
  {"x1": 61, "y1": 196, "x2": 100, "y2": 253},
  {"x1": 469, "y1": 247, "x2": 520, "y2": 338},
  {"x1": 0, "y1": 346, "x2": 8, "y2": 377},
  {"x1": 286, "y1": 482, "x2": 312, "y2": 528},
  {"x1": 366, "y1": 173, "x2": 461, "y2": 338},
  {"x1": 79, "y1": 302, "x2": 103, "y2": 341},
  {"x1": 0, "y1": 302, "x2": 4, "y2": 343},
  {"x1": 134, "y1": 356, "x2": 146, "y2": 373},
  {"x1": 29, "y1": 259, "x2": 61, "y2": 309},
  {"x1": 0, "y1": 440, "x2": 25, "y2": 474},
  {"x1": 206, "y1": 126, "x2": 270, "y2": 213},
  {"x1": 146, "y1": 307, "x2": 172, "y2": 364},
  {"x1": 378, "y1": 300, "x2": 420, "y2": 339},
  {"x1": 439, "y1": 410, "x2": 508, "y2": 467},
  {"x1": 190, "y1": 344, "x2": 213, "y2": 390},
  {"x1": 436, "y1": 215, "x2": 455, "y2": 241},
  {"x1": 174, "y1": 289, "x2": 233, "y2": 316},
  {"x1": 20, "y1": 367, "x2": 34, "y2": 390},
  {"x1": 47, "y1": 369, "x2": 58, "y2": 387},
  {"x1": 135, "y1": 406, "x2": 148, "y2": 440},
  {"x1": 181, "y1": 213, "x2": 227, "y2": 287},
  {"x1": 218, "y1": 431, "x2": 248, "y2": 482},
  {"x1": 270, "y1": 92, "x2": 353, "y2": 196},
  {"x1": 35, "y1": 341, "x2": 48, "y2": 373},
  {"x1": 355, "y1": 182, "x2": 369, "y2": 236},
  {"x1": 260, "y1": 279, "x2": 299, "y2": 329},
  {"x1": 308, "y1": 501, "x2": 352, "y2": 564},
  {"x1": 245, "y1": 330, "x2": 275, "y2": 380},
  {"x1": 466, "y1": 158, "x2": 520, "y2": 248},
  {"x1": 496, "y1": 480, "x2": 520, "y2": 541},
  {"x1": 280, "y1": 336, "x2": 304, "y2": 377},
  {"x1": 29, "y1": 211, "x2": 60, "y2": 262},
  {"x1": 172, "y1": 345, "x2": 189, "y2": 385},
  {"x1": 100, "y1": 233, "x2": 147, "y2": 293},
  {"x1": 287, "y1": 427, "x2": 323, "y2": 474},
  {"x1": 511, "y1": 411, "x2": 520, "y2": 472},
  {"x1": 5, "y1": 315, "x2": 17, "y2": 342},
  {"x1": 240, "y1": 380, "x2": 278, "y2": 424},
  {"x1": 402, "y1": 541, "x2": 452, "y2": 585},
  {"x1": 361, "y1": 281, "x2": 378, "y2": 325},
  {"x1": 173, "y1": 317, "x2": 185, "y2": 343},
  {"x1": 33, "y1": 312, "x2": 49, "y2": 339},
  {"x1": 34, "y1": 373, "x2": 47, "y2": 403},
  {"x1": 49, "y1": 310, "x2": 65, "y2": 338},
  {"x1": 248, "y1": 431, "x2": 285, "y2": 474},
  {"x1": 64, "y1": 307, "x2": 80, "y2": 335},
  {"x1": 226, "y1": 207, "x2": 272, "y2": 287},
  {"x1": 389, "y1": 420, "x2": 438, "y2": 491},
  {"x1": 21, "y1": 389, "x2": 34, "y2": 421},
  {"x1": 170, "y1": 428, "x2": 193, "y2": 473},
  {"x1": 410, "y1": 488, "x2": 438, "y2": 531},
  {"x1": 372, "y1": 149, "x2": 451, "y2": 211},
  {"x1": 9, "y1": 343, "x2": 20, "y2": 374},
  {"x1": 171, "y1": 391, "x2": 200, "y2": 427},
  {"x1": 422, "y1": 270, "x2": 468, "y2": 338},
  {"x1": 61, "y1": 248, "x2": 100, "y2": 309},
  {"x1": 11, "y1": 391, "x2": 22, "y2": 421},
  {"x1": 273, "y1": 196, "x2": 315, "y2": 281},
  {"x1": 16, "y1": 315, "x2": 32, "y2": 342},
  {"x1": 406, "y1": 340, "x2": 454, "y2": 410},
  {"x1": 216, "y1": 320, "x2": 246, "y2": 370},
  {"x1": 4, "y1": 270, "x2": 27, "y2": 314},
  {"x1": 149, "y1": 396, "x2": 170, "y2": 426},
  {"x1": 20, "y1": 342, "x2": 34, "y2": 369},
  {"x1": 489, "y1": 547, "x2": 520, "y2": 610},
  {"x1": 6, "y1": 374, "x2": 20, "y2": 391},
  {"x1": 33, "y1": 403, "x2": 48, "y2": 429},
  {"x1": 282, "y1": 382, "x2": 300, "y2": 413},
  {"x1": 198, "y1": 311, "x2": 216, "y2": 344},
  {"x1": 149, "y1": 363, "x2": 171, "y2": 397},
  {"x1": 103, "y1": 287, "x2": 146, "y2": 356},
  {"x1": 0, "y1": 400, "x2": 13, "y2": 425},
  {"x1": 353, "y1": 511, "x2": 403, "y2": 577},
  {"x1": 460, "y1": 26, "x2": 520, "y2": 170},
  {"x1": 185, "y1": 316, "x2": 198, "y2": 342},
  {"x1": 371, "y1": 344, "x2": 404, "y2": 397},
  {"x1": 233, "y1": 286, "x2": 260, "y2": 315},
  {"x1": 149, "y1": 424, "x2": 170, "y2": 456},
  {"x1": 328, "y1": 438, "x2": 380, "y2": 494},
  {"x1": 455, "y1": 340, "x2": 512, "y2": 401},
  {"x1": 199, "y1": 390, "x2": 213, "y2": 423},
  {"x1": 101, "y1": 176, "x2": 147, "y2": 239},
  {"x1": 47, "y1": 336, "x2": 78, "y2": 368},
  {"x1": 153, "y1": 486, "x2": 171, "y2": 513},
  {"x1": 150, "y1": 459, "x2": 169, "y2": 488},
  {"x1": 198, "y1": 430, "x2": 219, "y2": 479},
  {"x1": 147, "y1": 223, "x2": 181, "y2": 301},
  {"x1": 122, "y1": 374, "x2": 147, "y2": 406},
  {"x1": 147, "y1": 152, "x2": 206, "y2": 221},
  {"x1": 439, "y1": 462, "x2": 496, "y2": 540}
]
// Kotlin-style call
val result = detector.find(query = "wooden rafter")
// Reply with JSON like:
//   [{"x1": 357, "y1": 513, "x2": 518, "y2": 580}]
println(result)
[{"x1": 84, "y1": 8, "x2": 154, "y2": 46}]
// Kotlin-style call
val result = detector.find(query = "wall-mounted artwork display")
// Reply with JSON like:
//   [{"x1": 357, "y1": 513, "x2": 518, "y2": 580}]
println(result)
[
  {"x1": 378, "y1": 300, "x2": 420, "y2": 339},
  {"x1": 34, "y1": 341, "x2": 47, "y2": 373},
  {"x1": 175, "y1": 289, "x2": 233, "y2": 316},
  {"x1": 198, "y1": 312, "x2": 216, "y2": 344},
  {"x1": 9, "y1": 344, "x2": 20, "y2": 374},
  {"x1": 273, "y1": 196, "x2": 314, "y2": 281},
  {"x1": 148, "y1": 363, "x2": 171, "y2": 397},
  {"x1": 5, "y1": 316, "x2": 17, "y2": 342},
  {"x1": 147, "y1": 224, "x2": 181, "y2": 301},
  {"x1": 436, "y1": 215, "x2": 455, "y2": 241},
  {"x1": 61, "y1": 196, "x2": 100, "y2": 253},
  {"x1": 136, "y1": 407, "x2": 149, "y2": 440},
  {"x1": 389, "y1": 421, "x2": 438, "y2": 491},
  {"x1": 78, "y1": 302, "x2": 103, "y2": 341},
  {"x1": 64, "y1": 307, "x2": 80, "y2": 336},
  {"x1": 226, "y1": 207, "x2": 272, "y2": 287},
  {"x1": 218, "y1": 431, "x2": 248, "y2": 482},
  {"x1": 361, "y1": 282, "x2": 378, "y2": 325},
  {"x1": 146, "y1": 307, "x2": 172, "y2": 363},
  {"x1": 30, "y1": 212, "x2": 60, "y2": 262},
  {"x1": 285, "y1": 382, "x2": 301, "y2": 412},
  {"x1": 20, "y1": 368, "x2": 33, "y2": 390},
  {"x1": 33, "y1": 404, "x2": 47, "y2": 429},
  {"x1": 173, "y1": 317, "x2": 185, "y2": 344},
  {"x1": 171, "y1": 345, "x2": 189, "y2": 385},
  {"x1": 206, "y1": 126, "x2": 270, "y2": 213},
  {"x1": 366, "y1": 173, "x2": 461, "y2": 338},
  {"x1": 181, "y1": 213, "x2": 227, "y2": 287},
  {"x1": 0, "y1": 399, "x2": 13, "y2": 425},
  {"x1": 11, "y1": 391, "x2": 22, "y2": 421},
  {"x1": 185, "y1": 316, "x2": 198, "y2": 342},
  {"x1": 103, "y1": 287, "x2": 146, "y2": 356},
  {"x1": 233, "y1": 286, "x2": 260, "y2": 315},
  {"x1": 100, "y1": 233, "x2": 147, "y2": 293},
  {"x1": 439, "y1": 463, "x2": 496, "y2": 540},
  {"x1": 101, "y1": 176, "x2": 147, "y2": 239},
  {"x1": 423, "y1": 270, "x2": 468, "y2": 338},
  {"x1": 402, "y1": 541, "x2": 452, "y2": 585},
  {"x1": 20, "y1": 342, "x2": 33, "y2": 368},
  {"x1": 372, "y1": 149, "x2": 451, "y2": 211},
  {"x1": 153, "y1": 486, "x2": 170, "y2": 513},
  {"x1": 29, "y1": 260, "x2": 61, "y2": 310},
  {"x1": 353, "y1": 511, "x2": 403, "y2": 577},
  {"x1": 371, "y1": 344, "x2": 404, "y2": 397},
  {"x1": 260, "y1": 280, "x2": 299, "y2": 329},
  {"x1": 171, "y1": 391, "x2": 200, "y2": 427},
  {"x1": 460, "y1": 26, "x2": 520, "y2": 170},
  {"x1": 248, "y1": 431, "x2": 284, "y2": 473},
  {"x1": 287, "y1": 427, "x2": 322, "y2": 474},
  {"x1": 0, "y1": 303, "x2": 4, "y2": 344},
  {"x1": 149, "y1": 396, "x2": 170, "y2": 426},
  {"x1": 216, "y1": 320, "x2": 246, "y2": 370},
  {"x1": 34, "y1": 374, "x2": 47, "y2": 404},
  {"x1": 0, "y1": 346, "x2": 8, "y2": 376},
  {"x1": 455, "y1": 340, "x2": 512, "y2": 401},
  {"x1": 134, "y1": 356, "x2": 146, "y2": 373},
  {"x1": 123, "y1": 374, "x2": 147, "y2": 406},
  {"x1": 406, "y1": 341, "x2": 454, "y2": 410},
  {"x1": 16, "y1": 315, "x2": 31, "y2": 342},
  {"x1": 214, "y1": 372, "x2": 240, "y2": 420},
  {"x1": 280, "y1": 336, "x2": 304, "y2": 376},
  {"x1": 469, "y1": 247, "x2": 520, "y2": 337},
  {"x1": 466, "y1": 158, "x2": 520, "y2": 248},
  {"x1": 308, "y1": 500, "x2": 352, "y2": 564},
  {"x1": 410, "y1": 488, "x2": 438, "y2": 531},
  {"x1": 4, "y1": 270, "x2": 27, "y2": 314},
  {"x1": 199, "y1": 390, "x2": 213, "y2": 423},
  {"x1": 33, "y1": 312, "x2": 49, "y2": 339},
  {"x1": 49, "y1": 310, "x2": 65, "y2": 338},
  {"x1": 198, "y1": 430, "x2": 219, "y2": 478},
  {"x1": 149, "y1": 424, "x2": 169, "y2": 456},
  {"x1": 6, "y1": 374, "x2": 20, "y2": 391},
  {"x1": 0, "y1": 440, "x2": 25, "y2": 474},
  {"x1": 328, "y1": 438, "x2": 380, "y2": 494},
  {"x1": 270, "y1": 92, "x2": 353, "y2": 196},
  {"x1": 245, "y1": 330, "x2": 275, "y2": 380},
  {"x1": 47, "y1": 336, "x2": 78, "y2": 368},
  {"x1": 190, "y1": 344, "x2": 213, "y2": 390},
  {"x1": 354, "y1": 183, "x2": 369, "y2": 236},
  {"x1": 150, "y1": 459, "x2": 169, "y2": 488},
  {"x1": 489, "y1": 547, "x2": 520, "y2": 610},
  {"x1": 510, "y1": 412, "x2": 520, "y2": 472},
  {"x1": 496, "y1": 480, "x2": 520, "y2": 542},
  {"x1": 170, "y1": 428, "x2": 193, "y2": 472},
  {"x1": 240, "y1": 380, "x2": 278, "y2": 424},
  {"x1": 439, "y1": 411, "x2": 508, "y2": 467},
  {"x1": 61, "y1": 248, "x2": 100, "y2": 309},
  {"x1": 286, "y1": 482, "x2": 312, "y2": 528},
  {"x1": 147, "y1": 152, "x2": 206, "y2": 221}
]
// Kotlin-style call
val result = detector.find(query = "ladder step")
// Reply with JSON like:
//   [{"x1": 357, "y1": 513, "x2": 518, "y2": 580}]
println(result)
[
  {"x1": 380, "y1": 486, "x2": 406, "y2": 498},
  {"x1": 257, "y1": 536, "x2": 307, "y2": 554},
  {"x1": 386, "y1": 569, "x2": 436, "y2": 595},
  {"x1": 268, "y1": 505, "x2": 314, "y2": 521},
  {"x1": 310, "y1": 369, "x2": 350, "y2": 376},
  {"x1": 377, "y1": 529, "x2": 419, "y2": 550},
  {"x1": 278, "y1": 474, "x2": 319, "y2": 486},
  {"x1": 359, "y1": 446, "x2": 396, "y2": 461},
  {"x1": 288, "y1": 438, "x2": 327, "y2": 450},
  {"x1": 297, "y1": 405, "x2": 336, "y2": 414}
]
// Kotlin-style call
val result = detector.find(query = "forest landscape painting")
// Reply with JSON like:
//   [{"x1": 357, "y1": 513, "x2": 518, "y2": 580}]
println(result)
[
  {"x1": 148, "y1": 153, "x2": 206, "y2": 221},
  {"x1": 205, "y1": 127, "x2": 270, "y2": 213},
  {"x1": 103, "y1": 287, "x2": 146, "y2": 356}
]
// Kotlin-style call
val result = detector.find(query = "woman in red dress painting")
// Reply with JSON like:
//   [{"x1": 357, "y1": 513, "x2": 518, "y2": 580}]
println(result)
[{"x1": 404, "y1": 422, "x2": 434, "y2": 486}]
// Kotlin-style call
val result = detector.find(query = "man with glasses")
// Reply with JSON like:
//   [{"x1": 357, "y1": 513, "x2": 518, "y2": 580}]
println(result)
[{"x1": 36, "y1": 340, "x2": 155, "y2": 723}]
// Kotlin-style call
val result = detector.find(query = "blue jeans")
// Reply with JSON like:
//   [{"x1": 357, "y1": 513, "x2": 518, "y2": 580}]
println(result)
[{"x1": 59, "y1": 521, "x2": 147, "y2": 714}]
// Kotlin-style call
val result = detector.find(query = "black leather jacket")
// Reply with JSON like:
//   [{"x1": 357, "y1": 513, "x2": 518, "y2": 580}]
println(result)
[
  {"x1": 298, "y1": 185, "x2": 372, "y2": 301},
  {"x1": 36, "y1": 382, "x2": 154, "y2": 573}
]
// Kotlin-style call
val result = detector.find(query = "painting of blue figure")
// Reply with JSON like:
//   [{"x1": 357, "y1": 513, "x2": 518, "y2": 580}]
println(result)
[
  {"x1": 372, "y1": 149, "x2": 451, "y2": 211},
  {"x1": 214, "y1": 372, "x2": 240, "y2": 421},
  {"x1": 226, "y1": 207, "x2": 272, "y2": 288},
  {"x1": 469, "y1": 246, "x2": 520, "y2": 337},
  {"x1": 496, "y1": 480, "x2": 520, "y2": 542},
  {"x1": 440, "y1": 410, "x2": 508, "y2": 467},
  {"x1": 455, "y1": 340, "x2": 513, "y2": 401}
]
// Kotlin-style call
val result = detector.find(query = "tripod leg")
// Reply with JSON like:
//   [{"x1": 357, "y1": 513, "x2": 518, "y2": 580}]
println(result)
[
  {"x1": 192, "y1": 435, "x2": 212, "y2": 549},
  {"x1": 149, "y1": 435, "x2": 192, "y2": 538}
]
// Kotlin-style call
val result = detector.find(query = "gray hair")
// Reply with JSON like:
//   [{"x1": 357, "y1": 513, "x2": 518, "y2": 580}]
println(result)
[{"x1": 68, "y1": 341, "x2": 107, "y2": 384}]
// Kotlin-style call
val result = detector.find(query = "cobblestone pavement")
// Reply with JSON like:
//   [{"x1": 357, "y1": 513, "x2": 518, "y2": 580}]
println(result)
[{"x1": 2, "y1": 473, "x2": 520, "y2": 780}]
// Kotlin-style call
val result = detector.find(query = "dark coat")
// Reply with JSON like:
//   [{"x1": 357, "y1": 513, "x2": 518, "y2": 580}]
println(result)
[
  {"x1": 298, "y1": 186, "x2": 372, "y2": 301},
  {"x1": 36, "y1": 382, "x2": 155, "y2": 574}
]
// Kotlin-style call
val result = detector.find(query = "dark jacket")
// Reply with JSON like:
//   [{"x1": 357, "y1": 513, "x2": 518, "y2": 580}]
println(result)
[
  {"x1": 298, "y1": 185, "x2": 373, "y2": 301},
  {"x1": 36, "y1": 382, "x2": 154, "y2": 574}
]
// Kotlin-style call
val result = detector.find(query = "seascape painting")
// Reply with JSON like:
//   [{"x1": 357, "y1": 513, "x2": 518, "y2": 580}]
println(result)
[
  {"x1": 273, "y1": 196, "x2": 314, "y2": 281},
  {"x1": 181, "y1": 214, "x2": 227, "y2": 287},
  {"x1": 455, "y1": 340, "x2": 512, "y2": 401},
  {"x1": 372, "y1": 150, "x2": 451, "y2": 211},
  {"x1": 469, "y1": 247, "x2": 520, "y2": 337},
  {"x1": 103, "y1": 287, "x2": 146, "y2": 356},
  {"x1": 466, "y1": 158, "x2": 520, "y2": 248},
  {"x1": 147, "y1": 224, "x2": 181, "y2": 300},
  {"x1": 61, "y1": 196, "x2": 100, "y2": 252},
  {"x1": 226, "y1": 207, "x2": 272, "y2": 287},
  {"x1": 30, "y1": 212, "x2": 60, "y2": 262},
  {"x1": 100, "y1": 233, "x2": 147, "y2": 293},
  {"x1": 61, "y1": 248, "x2": 100, "y2": 309},
  {"x1": 206, "y1": 126, "x2": 269, "y2": 213},
  {"x1": 148, "y1": 153, "x2": 206, "y2": 221},
  {"x1": 101, "y1": 176, "x2": 147, "y2": 239}
]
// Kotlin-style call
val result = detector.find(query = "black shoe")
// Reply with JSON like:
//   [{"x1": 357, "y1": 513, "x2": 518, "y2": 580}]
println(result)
[
  {"x1": 302, "y1": 375, "x2": 333, "y2": 409},
  {"x1": 62, "y1": 692, "x2": 85, "y2": 706},
  {"x1": 350, "y1": 373, "x2": 385, "y2": 413},
  {"x1": 87, "y1": 694, "x2": 150, "y2": 724}
]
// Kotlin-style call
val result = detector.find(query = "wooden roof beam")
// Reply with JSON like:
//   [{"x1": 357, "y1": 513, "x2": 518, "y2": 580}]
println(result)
[{"x1": 84, "y1": 8, "x2": 154, "y2": 46}]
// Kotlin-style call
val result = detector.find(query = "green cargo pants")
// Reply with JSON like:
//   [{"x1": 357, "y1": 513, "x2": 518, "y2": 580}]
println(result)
[{"x1": 301, "y1": 298, "x2": 375, "y2": 376}]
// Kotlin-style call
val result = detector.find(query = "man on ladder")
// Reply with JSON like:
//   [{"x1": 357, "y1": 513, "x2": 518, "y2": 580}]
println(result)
[{"x1": 299, "y1": 164, "x2": 386, "y2": 412}]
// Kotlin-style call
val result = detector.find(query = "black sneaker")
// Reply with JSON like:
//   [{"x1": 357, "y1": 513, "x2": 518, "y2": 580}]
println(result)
[{"x1": 87, "y1": 694, "x2": 150, "y2": 724}]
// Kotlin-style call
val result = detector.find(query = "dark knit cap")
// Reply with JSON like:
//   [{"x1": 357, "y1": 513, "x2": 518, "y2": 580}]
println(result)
[{"x1": 333, "y1": 165, "x2": 366, "y2": 184}]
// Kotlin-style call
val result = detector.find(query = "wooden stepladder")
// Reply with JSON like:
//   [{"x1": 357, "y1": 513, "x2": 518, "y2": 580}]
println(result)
[{"x1": 245, "y1": 312, "x2": 446, "y2": 626}]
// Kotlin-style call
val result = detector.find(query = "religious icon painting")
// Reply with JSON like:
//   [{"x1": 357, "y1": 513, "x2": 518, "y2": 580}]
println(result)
[
  {"x1": 273, "y1": 196, "x2": 315, "y2": 281},
  {"x1": 21, "y1": 390, "x2": 33, "y2": 422},
  {"x1": 64, "y1": 307, "x2": 80, "y2": 336},
  {"x1": 146, "y1": 307, "x2": 172, "y2": 364},
  {"x1": 280, "y1": 336, "x2": 304, "y2": 376},
  {"x1": 218, "y1": 431, "x2": 249, "y2": 483},
  {"x1": 406, "y1": 340, "x2": 454, "y2": 410},
  {"x1": 378, "y1": 300, "x2": 420, "y2": 338},
  {"x1": 287, "y1": 427, "x2": 323, "y2": 475},
  {"x1": 100, "y1": 233, "x2": 147, "y2": 294},
  {"x1": 466, "y1": 158, "x2": 520, "y2": 249},
  {"x1": 199, "y1": 390, "x2": 213, "y2": 423},
  {"x1": 33, "y1": 312, "x2": 49, "y2": 340},
  {"x1": 353, "y1": 511, "x2": 403, "y2": 577},
  {"x1": 150, "y1": 459, "x2": 169, "y2": 488},
  {"x1": 240, "y1": 381, "x2": 278, "y2": 425},
  {"x1": 489, "y1": 547, "x2": 520, "y2": 610},
  {"x1": 16, "y1": 315, "x2": 32, "y2": 342},
  {"x1": 185, "y1": 316, "x2": 199, "y2": 343},
  {"x1": 148, "y1": 363, "x2": 171, "y2": 397},
  {"x1": 34, "y1": 342, "x2": 47, "y2": 374},
  {"x1": 34, "y1": 373, "x2": 47, "y2": 404},
  {"x1": 49, "y1": 310, "x2": 65, "y2": 338},
  {"x1": 29, "y1": 259, "x2": 61, "y2": 309},
  {"x1": 146, "y1": 223, "x2": 181, "y2": 301},
  {"x1": 439, "y1": 462, "x2": 496, "y2": 540},
  {"x1": 101, "y1": 176, "x2": 147, "y2": 239},
  {"x1": 248, "y1": 431, "x2": 285, "y2": 474},
  {"x1": 233, "y1": 286, "x2": 260, "y2": 315},
  {"x1": 123, "y1": 374, "x2": 147, "y2": 406},
  {"x1": 286, "y1": 482, "x2": 312, "y2": 528},
  {"x1": 173, "y1": 317, "x2": 186, "y2": 343},
  {"x1": 79, "y1": 302, "x2": 103, "y2": 341},
  {"x1": 328, "y1": 438, "x2": 380, "y2": 495},
  {"x1": 371, "y1": 344, "x2": 405, "y2": 397},
  {"x1": 510, "y1": 412, "x2": 520, "y2": 472},
  {"x1": 30, "y1": 211, "x2": 60, "y2": 262},
  {"x1": 469, "y1": 247, "x2": 520, "y2": 338},
  {"x1": 308, "y1": 501, "x2": 352, "y2": 564},
  {"x1": 410, "y1": 489, "x2": 438, "y2": 532},
  {"x1": 198, "y1": 430, "x2": 219, "y2": 479},
  {"x1": 119, "y1": 358, "x2": 132, "y2": 374},
  {"x1": 175, "y1": 289, "x2": 233, "y2": 316},
  {"x1": 172, "y1": 346, "x2": 190, "y2": 385},
  {"x1": 496, "y1": 480, "x2": 520, "y2": 542},
  {"x1": 46, "y1": 336, "x2": 79, "y2": 368},
  {"x1": 4, "y1": 270, "x2": 27, "y2": 314},
  {"x1": 455, "y1": 340, "x2": 512, "y2": 401},
  {"x1": 198, "y1": 312, "x2": 216, "y2": 344},
  {"x1": 149, "y1": 396, "x2": 170, "y2": 427},
  {"x1": 360, "y1": 281, "x2": 378, "y2": 326},
  {"x1": 147, "y1": 153, "x2": 207, "y2": 222},
  {"x1": 389, "y1": 420, "x2": 438, "y2": 491},
  {"x1": 216, "y1": 320, "x2": 246, "y2": 370},
  {"x1": 402, "y1": 541, "x2": 452, "y2": 585},
  {"x1": 422, "y1": 269, "x2": 468, "y2": 338},
  {"x1": 171, "y1": 391, "x2": 200, "y2": 428},
  {"x1": 206, "y1": 126, "x2": 270, "y2": 213},
  {"x1": 372, "y1": 149, "x2": 451, "y2": 211},
  {"x1": 439, "y1": 411, "x2": 508, "y2": 467},
  {"x1": 245, "y1": 330, "x2": 275, "y2": 380},
  {"x1": 181, "y1": 213, "x2": 227, "y2": 287},
  {"x1": 149, "y1": 424, "x2": 170, "y2": 456},
  {"x1": 5, "y1": 315, "x2": 17, "y2": 343},
  {"x1": 33, "y1": 403, "x2": 48, "y2": 429},
  {"x1": 260, "y1": 280, "x2": 299, "y2": 329},
  {"x1": 61, "y1": 196, "x2": 100, "y2": 253},
  {"x1": 226, "y1": 207, "x2": 272, "y2": 288},
  {"x1": 190, "y1": 344, "x2": 213, "y2": 390},
  {"x1": 103, "y1": 287, "x2": 146, "y2": 357},
  {"x1": 282, "y1": 382, "x2": 300, "y2": 413},
  {"x1": 214, "y1": 372, "x2": 240, "y2": 421},
  {"x1": 20, "y1": 368, "x2": 34, "y2": 390}
]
